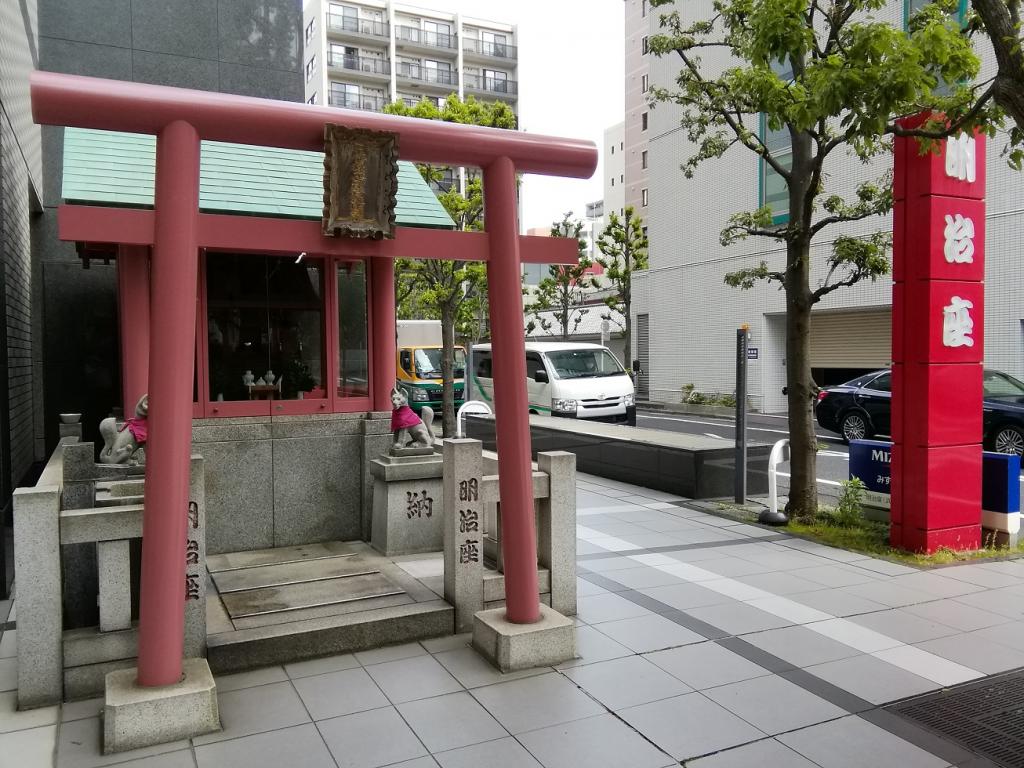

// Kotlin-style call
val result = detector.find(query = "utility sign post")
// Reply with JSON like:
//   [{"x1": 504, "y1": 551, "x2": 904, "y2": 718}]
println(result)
[{"x1": 735, "y1": 325, "x2": 749, "y2": 504}]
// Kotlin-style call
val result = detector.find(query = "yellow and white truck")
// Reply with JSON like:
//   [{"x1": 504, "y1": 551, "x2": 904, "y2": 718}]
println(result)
[{"x1": 396, "y1": 320, "x2": 466, "y2": 413}]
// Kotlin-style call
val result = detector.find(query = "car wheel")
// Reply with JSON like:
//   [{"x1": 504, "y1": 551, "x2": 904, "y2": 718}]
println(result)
[
  {"x1": 993, "y1": 425, "x2": 1024, "y2": 456},
  {"x1": 840, "y1": 411, "x2": 870, "y2": 443}
]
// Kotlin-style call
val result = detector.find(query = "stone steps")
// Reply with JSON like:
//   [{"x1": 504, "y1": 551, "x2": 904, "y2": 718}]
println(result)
[{"x1": 206, "y1": 599, "x2": 454, "y2": 674}]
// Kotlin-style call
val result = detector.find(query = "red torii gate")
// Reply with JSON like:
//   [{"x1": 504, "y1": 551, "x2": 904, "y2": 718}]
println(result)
[{"x1": 31, "y1": 72, "x2": 597, "y2": 688}]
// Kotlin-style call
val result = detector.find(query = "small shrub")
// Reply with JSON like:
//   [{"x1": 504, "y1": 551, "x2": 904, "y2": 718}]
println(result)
[
  {"x1": 830, "y1": 477, "x2": 865, "y2": 528},
  {"x1": 718, "y1": 393, "x2": 737, "y2": 408}
]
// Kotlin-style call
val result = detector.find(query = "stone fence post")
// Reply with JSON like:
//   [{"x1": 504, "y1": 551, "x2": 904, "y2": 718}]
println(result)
[
  {"x1": 13, "y1": 486, "x2": 63, "y2": 708},
  {"x1": 185, "y1": 455, "x2": 207, "y2": 658},
  {"x1": 537, "y1": 451, "x2": 577, "y2": 616},
  {"x1": 443, "y1": 439, "x2": 484, "y2": 633}
]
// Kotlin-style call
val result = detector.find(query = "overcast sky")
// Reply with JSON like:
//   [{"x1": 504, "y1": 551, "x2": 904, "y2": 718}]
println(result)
[{"x1": 434, "y1": 0, "x2": 625, "y2": 231}]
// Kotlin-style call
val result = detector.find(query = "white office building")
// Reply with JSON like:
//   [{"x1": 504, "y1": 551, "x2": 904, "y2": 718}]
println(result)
[
  {"x1": 302, "y1": 0, "x2": 518, "y2": 147},
  {"x1": 631, "y1": 0, "x2": 1020, "y2": 411}
]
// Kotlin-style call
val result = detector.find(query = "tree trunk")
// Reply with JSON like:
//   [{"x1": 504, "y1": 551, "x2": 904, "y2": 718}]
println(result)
[
  {"x1": 784, "y1": 240, "x2": 818, "y2": 519},
  {"x1": 973, "y1": 0, "x2": 1024, "y2": 134},
  {"x1": 560, "y1": 285, "x2": 570, "y2": 342},
  {"x1": 440, "y1": 302, "x2": 457, "y2": 438},
  {"x1": 623, "y1": 307, "x2": 632, "y2": 371}
]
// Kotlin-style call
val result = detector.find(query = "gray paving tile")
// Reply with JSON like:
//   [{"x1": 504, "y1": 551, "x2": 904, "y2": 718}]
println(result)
[
  {"x1": 576, "y1": 592, "x2": 655, "y2": 623},
  {"x1": 914, "y1": 631, "x2": 1024, "y2": 675},
  {"x1": 0, "y1": 725, "x2": 57, "y2": 768},
  {"x1": 470, "y1": 672, "x2": 604, "y2": 734},
  {"x1": 293, "y1": 667, "x2": 390, "y2": 720},
  {"x1": 702, "y1": 674, "x2": 847, "y2": 735},
  {"x1": 0, "y1": 658, "x2": 15, "y2": 693},
  {"x1": 317, "y1": 706, "x2": 429, "y2": 768},
  {"x1": 690, "y1": 557, "x2": 774, "y2": 578},
  {"x1": 0, "y1": 630, "x2": 15, "y2": 659},
  {"x1": 385, "y1": 759, "x2": 439, "y2": 768},
  {"x1": 420, "y1": 633, "x2": 472, "y2": 654},
  {"x1": 0, "y1": 690, "x2": 58, "y2": 734},
  {"x1": 517, "y1": 713, "x2": 675, "y2": 768},
  {"x1": 397, "y1": 691, "x2": 506, "y2": 753},
  {"x1": 790, "y1": 588, "x2": 890, "y2": 617},
  {"x1": 936, "y1": 564, "x2": 1022, "y2": 589},
  {"x1": 777, "y1": 715, "x2": 949, "y2": 768},
  {"x1": 904, "y1": 599, "x2": 1011, "y2": 631},
  {"x1": 192, "y1": 681, "x2": 310, "y2": 745},
  {"x1": 364, "y1": 655, "x2": 462, "y2": 704},
  {"x1": 952, "y1": 589, "x2": 1024, "y2": 620},
  {"x1": 619, "y1": 693, "x2": 765, "y2": 761},
  {"x1": 645, "y1": 640, "x2": 772, "y2": 690},
  {"x1": 107, "y1": 751, "x2": 197, "y2": 768},
  {"x1": 433, "y1": 647, "x2": 549, "y2": 688},
  {"x1": 555, "y1": 624, "x2": 634, "y2": 669},
  {"x1": 576, "y1": 578, "x2": 611, "y2": 597},
  {"x1": 741, "y1": 625, "x2": 862, "y2": 667},
  {"x1": 284, "y1": 653, "x2": 360, "y2": 679},
  {"x1": 355, "y1": 642, "x2": 428, "y2": 666},
  {"x1": 601, "y1": 565, "x2": 686, "y2": 590},
  {"x1": 804, "y1": 654, "x2": 937, "y2": 705},
  {"x1": 787, "y1": 564, "x2": 881, "y2": 588},
  {"x1": 214, "y1": 665, "x2": 288, "y2": 693},
  {"x1": 61, "y1": 697, "x2": 103, "y2": 722},
  {"x1": 592, "y1": 613, "x2": 705, "y2": 652},
  {"x1": 848, "y1": 559, "x2": 919, "y2": 576},
  {"x1": 637, "y1": 582, "x2": 730, "y2": 611},
  {"x1": 841, "y1": 582, "x2": 937, "y2": 609},
  {"x1": 848, "y1": 609, "x2": 960, "y2": 644},
  {"x1": 195, "y1": 723, "x2": 333, "y2": 768},
  {"x1": 579, "y1": 556, "x2": 647, "y2": 573},
  {"x1": 733, "y1": 571, "x2": 833, "y2": 595},
  {"x1": 688, "y1": 737, "x2": 819, "y2": 767},
  {"x1": 887, "y1": 572, "x2": 986, "y2": 599},
  {"x1": 563, "y1": 655, "x2": 691, "y2": 710},
  {"x1": 973, "y1": 620, "x2": 1024, "y2": 651},
  {"x1": 434, "y1": 736, "x2": 542, "y2": 768},
  {"x1": 59, "y1": 717, "x2": 188, "y2": 766},
  {"x1": 684, "y1": 602, "x2": 793, "y2": 636}
]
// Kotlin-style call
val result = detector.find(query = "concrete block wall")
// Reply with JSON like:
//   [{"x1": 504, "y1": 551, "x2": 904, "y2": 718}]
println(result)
[
  {"x1": 635, "y1": 0, "x2": 1022, "y2": 413},
  {"x1": 193, "y1": 412, "x2": 382, "y2": 555}
]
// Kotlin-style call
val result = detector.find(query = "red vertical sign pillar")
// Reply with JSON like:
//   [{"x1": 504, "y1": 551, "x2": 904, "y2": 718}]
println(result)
[{"x1": 891, "y1": 122, "x2": 986, "y2": 553}]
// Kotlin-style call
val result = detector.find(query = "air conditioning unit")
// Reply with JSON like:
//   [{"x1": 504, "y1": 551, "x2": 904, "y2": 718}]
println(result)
[{"x1": 362, "y1": 61, "x2": 373, "y2": 71}]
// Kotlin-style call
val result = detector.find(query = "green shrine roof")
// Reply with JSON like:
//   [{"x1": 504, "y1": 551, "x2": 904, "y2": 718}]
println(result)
[{"x1": 61, "y1": 127, "x2": 455, "y2": 229}]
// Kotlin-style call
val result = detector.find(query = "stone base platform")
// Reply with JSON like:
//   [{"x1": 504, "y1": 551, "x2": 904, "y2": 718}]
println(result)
[
  {"x1": 103, "y1": 658, "x2": 219, "y2": 754},
  {"x1": 472, "y1": 604, "x2": 576, "y2": 672}
]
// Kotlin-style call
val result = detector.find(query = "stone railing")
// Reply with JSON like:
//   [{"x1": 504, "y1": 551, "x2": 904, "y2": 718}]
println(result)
[
  {"x1": 13, "y1": 440, "x2": 207, "y2": 707},
  {"x1": 442, "y1": 439, "x2": 576, "y2": 633}
]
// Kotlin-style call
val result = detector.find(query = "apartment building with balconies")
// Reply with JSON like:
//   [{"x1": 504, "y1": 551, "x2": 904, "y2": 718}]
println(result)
[{"x1": 302, "y1": 0, "x2": 518, "y2": 115}]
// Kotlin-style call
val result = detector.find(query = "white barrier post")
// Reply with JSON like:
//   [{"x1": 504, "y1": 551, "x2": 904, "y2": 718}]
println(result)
[
  {"x1": 759, "y1": 439, "x2": 790, "y2": 526},
  {"x1": 457, "y1": 400, "x2": 493, "y2": 438}
]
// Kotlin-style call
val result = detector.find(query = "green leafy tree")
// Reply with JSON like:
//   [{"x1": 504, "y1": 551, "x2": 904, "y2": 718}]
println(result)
[
  {"x1": 969, "y1": 0, "x2": 1024, "y2": 166},
  {"x1": 524, "y1": 213, "x2": 594, "y2": 341},
  {"x1": 596, "y1": 207, "x2": 649, "y2": 370},
  {"x1": 648, "y1": 0, "x2": 993, "y2": 518},
  {"x1": 384, "y1": 94, "x2": 517, "y2": 436}
]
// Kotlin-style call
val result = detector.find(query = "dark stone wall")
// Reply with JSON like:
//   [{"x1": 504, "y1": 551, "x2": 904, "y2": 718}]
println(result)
[{"x1": 34, "y1": 0, "x2": 304, "y2": 454}]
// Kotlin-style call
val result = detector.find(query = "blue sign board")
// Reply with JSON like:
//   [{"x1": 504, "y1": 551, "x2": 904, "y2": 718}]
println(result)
[{"x1": 848, "y1": 439, "x2": 892, "y2": 508}]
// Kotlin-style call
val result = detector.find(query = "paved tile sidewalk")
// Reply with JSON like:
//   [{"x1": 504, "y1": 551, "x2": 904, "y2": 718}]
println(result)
[{"x1": 2, "y1": 472, "x2": 1022, "y2": 766}]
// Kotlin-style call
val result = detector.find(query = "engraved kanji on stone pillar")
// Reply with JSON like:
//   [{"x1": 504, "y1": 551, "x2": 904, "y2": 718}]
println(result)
[{"x1": 443, "y1": 439, "x2": 484, "y2": 633}]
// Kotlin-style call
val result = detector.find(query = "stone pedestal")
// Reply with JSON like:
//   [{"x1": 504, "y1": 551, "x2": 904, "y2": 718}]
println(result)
[
  {"x1": 472, "y1": 605, "x2": 576, "y2": 672},
  {"x1": 370, "y1": 452, "x2": 444, "y2": 556},
  {"x1": 103, "y1": 657, "x2": 220, "y2": 753}
]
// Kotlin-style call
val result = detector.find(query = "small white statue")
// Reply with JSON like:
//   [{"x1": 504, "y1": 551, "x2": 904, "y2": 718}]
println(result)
[
  {"x1": 265, "y1": 370, "x2": 276, "y2": 385},
  {"x1": 242, "y1": 370, "x2": 255, "y2": 386},
  {"x1": 390, "y1": 386, "x2": 435, "y2": 450},
  {"x1": 99, "y1": 394, "x2": 149, "y2": 465}
]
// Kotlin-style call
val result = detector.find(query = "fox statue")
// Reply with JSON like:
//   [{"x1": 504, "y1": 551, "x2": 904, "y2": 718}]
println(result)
[{"x1": 390, "y1": 386, "x2": 435, "y2": 450}]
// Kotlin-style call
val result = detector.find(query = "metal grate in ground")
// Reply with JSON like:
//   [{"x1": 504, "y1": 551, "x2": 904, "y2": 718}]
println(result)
[{"x1": 888, "y1": 668, "x2": 1024, "y2": 767}]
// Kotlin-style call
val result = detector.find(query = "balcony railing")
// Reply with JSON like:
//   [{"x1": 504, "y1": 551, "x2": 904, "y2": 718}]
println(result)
[
  {"x1": 396, "y1": 64, "x2": 458, "y2": 86},
  {"x1": 329, "y1": 91, "x2": 385, "y2": 112},
  {"x1": 327, "y1": 13, "x2": 389, "y2": 38},
  {"x1": 463, "y1": 73, "x2": 517, "y2": 96},
  {"x1": 394, "y1": 25, "x2": 456, "y2": 50},
  {"x1": 327, "y1": 53, "x2": 391, "y2": 76},
  {"x1": 462, "y1": 38, "x2": 517, "y2": 60}
]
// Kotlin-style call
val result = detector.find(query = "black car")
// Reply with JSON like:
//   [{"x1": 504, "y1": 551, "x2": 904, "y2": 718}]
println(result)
[{"x1": 815, "y1": 368, "x2": 1024, "y2": 455}]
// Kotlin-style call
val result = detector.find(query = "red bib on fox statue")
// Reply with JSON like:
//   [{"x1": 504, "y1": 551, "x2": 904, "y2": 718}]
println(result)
[{"x1": 391, "y1": 403, "x2": 422, "y2": 431}]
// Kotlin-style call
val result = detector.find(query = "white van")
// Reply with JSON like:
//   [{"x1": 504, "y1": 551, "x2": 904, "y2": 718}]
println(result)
[{"x1": 470, "y1": 342, "x2": 636, "y2": 424}]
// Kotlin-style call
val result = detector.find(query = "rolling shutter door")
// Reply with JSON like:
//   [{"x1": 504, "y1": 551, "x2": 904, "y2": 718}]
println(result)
[{"x1": 809, "y1": 310, "x2": 892, "y2": 368}]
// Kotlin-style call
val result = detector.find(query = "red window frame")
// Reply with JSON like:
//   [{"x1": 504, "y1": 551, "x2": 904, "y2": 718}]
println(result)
[{"x1": 193, "y1": 251, "x2": 373, "y2": 418}]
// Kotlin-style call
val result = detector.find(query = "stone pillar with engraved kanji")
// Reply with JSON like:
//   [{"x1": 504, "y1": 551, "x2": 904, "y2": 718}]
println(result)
[
  {"x1": 443, "y1": 439, "x2": 484, "y2": 633},
  {"x1": 184, "y1": 455, "x2": 207, "y2": 657},
  {"x1": 891, "y1": 122, "x2": 985, "y2": 553}
]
